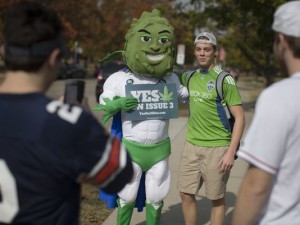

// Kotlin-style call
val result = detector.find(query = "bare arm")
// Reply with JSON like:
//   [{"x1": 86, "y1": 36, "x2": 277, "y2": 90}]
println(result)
[
  {"x1": 219, "y1": 104, "x2": 245, "y2": 171},
  {"x1": 232, "y1": 165, "x2": 273, "y2": 225},
  {"x1": 229, "y1": 104, "x2": 245, "y2": 153}
]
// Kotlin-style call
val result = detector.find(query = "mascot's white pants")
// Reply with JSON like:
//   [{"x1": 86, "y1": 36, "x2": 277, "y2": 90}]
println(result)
[{"x1": 118, "y1": 158, "x2": 170, "y2": 206}]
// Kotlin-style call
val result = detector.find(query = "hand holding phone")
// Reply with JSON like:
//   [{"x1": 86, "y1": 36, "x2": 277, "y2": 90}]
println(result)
[{"x1": 64, "y1": 80, "x2": 85, "y2": 104}]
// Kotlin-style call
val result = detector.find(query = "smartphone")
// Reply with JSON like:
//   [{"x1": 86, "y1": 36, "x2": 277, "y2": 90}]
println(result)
[{"x1": 64, "y1": 80, "x2": 85, "y2": 104}]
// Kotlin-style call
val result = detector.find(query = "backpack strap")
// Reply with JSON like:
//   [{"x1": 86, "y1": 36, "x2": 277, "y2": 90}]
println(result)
[
  {"x1": 185, "y1": 70, "x2": 196, "y2": 91},
  {"x1": 217, "y1": 71, "x2": 240, "y2": 159},
  {"x1": 216, "y1": 71, "x2": 232, "y2": 120}
]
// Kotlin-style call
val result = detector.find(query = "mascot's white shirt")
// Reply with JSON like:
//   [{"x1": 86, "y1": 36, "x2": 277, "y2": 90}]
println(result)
[{"x1": 100, "y1": 71, "x2": 188, "y2": 144}]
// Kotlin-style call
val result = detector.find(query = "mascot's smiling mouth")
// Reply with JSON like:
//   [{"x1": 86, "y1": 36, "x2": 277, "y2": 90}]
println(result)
[{"x1": 146, "y1": 53, "x2": 165, "y2": 61}]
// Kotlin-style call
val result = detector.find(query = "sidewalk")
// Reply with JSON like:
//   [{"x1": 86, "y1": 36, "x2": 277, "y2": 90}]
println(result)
[{"x1": 102, "y1": 110, "x2": 254, "y2": 225}]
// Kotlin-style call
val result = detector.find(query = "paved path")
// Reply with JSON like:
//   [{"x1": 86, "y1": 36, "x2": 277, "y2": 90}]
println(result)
[{"x1": 102, "y1": 110, "x2": 254, "y2": 225}]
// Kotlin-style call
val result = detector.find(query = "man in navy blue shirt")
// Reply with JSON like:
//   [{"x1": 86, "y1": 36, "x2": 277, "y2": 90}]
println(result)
[{"x1": 0, "y1": 2, "x2": 133, "y2": 225}]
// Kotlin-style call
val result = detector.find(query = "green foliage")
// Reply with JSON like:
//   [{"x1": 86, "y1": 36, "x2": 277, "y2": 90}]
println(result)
[
  {"x1": 0, "y1": 0, "x2": 290, "y2": 84},
  {"x1": 0, "y1": 0, "x2": 179, "y2": 60},
  {"x1": 190, "y1": 0, "x2": 289, "y2": 84}
]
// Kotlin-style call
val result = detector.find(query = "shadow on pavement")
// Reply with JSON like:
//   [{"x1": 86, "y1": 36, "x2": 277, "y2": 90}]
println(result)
[{"x1": 135, "y1": 192, "x2": 237, "y2": 225}]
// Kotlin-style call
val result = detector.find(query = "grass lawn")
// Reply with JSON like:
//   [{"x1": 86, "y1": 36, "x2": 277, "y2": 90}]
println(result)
[{"x1": 80, "y1": 185, "x2": 114, "y2": 225}]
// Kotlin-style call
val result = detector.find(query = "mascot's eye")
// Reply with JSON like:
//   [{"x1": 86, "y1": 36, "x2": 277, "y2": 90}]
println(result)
[
  {"x1": 141, "y1": 35, "x2": 152, "y2": 42},
  {"x1": 159, "y1": 36, "x2": 169, "y2": 44}
]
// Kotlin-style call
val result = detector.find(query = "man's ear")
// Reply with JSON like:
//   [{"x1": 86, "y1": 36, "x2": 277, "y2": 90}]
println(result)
[
  {"x1": 48, "y1": 48, "x2": 61, "y2": 67},
  {"x1": 277, "y1": 33, "x2": 288, "y2": 55},
  {"x1": 215, "y1": 49, "x2": 219, "y2": 57}
]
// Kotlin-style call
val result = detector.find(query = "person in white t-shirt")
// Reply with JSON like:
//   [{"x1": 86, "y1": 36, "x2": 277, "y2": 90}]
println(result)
[{"x1": 232, "y1": 1, "x2": 300, "y2": 225}]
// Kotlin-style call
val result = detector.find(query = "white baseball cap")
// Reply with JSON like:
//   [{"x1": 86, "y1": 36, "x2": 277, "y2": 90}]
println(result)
[
  {"x1": 272, "y1": 1, "x2": 300, "y2": 37},
  {"x1": 194, "y1": 32, "x2": 217, "y2": 46}
]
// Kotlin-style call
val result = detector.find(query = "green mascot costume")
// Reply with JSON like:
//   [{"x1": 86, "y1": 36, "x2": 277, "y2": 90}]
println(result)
[{"x1": 95, "y1": 9, "x2": 188, "y2": 225}]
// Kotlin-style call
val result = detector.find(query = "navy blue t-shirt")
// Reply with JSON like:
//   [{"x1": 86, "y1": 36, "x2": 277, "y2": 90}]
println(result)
[{"x1": 0, "y1": 93, "x2": 132, "y2": 225}]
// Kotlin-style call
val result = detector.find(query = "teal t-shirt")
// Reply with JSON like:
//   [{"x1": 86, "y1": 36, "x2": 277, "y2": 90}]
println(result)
[{"x1": 181, "y1": 65, "x2": 242, "y2": 147}]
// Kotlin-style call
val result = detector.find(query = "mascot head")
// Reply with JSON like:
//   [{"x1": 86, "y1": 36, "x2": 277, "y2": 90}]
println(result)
[{"x1": 123, "y1": 9, "x2": 175, "y2": 78}]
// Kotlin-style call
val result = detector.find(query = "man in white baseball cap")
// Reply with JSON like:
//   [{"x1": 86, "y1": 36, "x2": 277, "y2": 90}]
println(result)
[
  {"x1": 232, "y1": 1, "x2": 300, "y2": 225},
  {"x1": 177, "y1": 30, "x2": 245, "y2": 225}
]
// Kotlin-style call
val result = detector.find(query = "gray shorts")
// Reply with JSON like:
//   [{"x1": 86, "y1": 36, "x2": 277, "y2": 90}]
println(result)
[{"x1": 177, "y1": 141, "x2": 230, "y2": 200}]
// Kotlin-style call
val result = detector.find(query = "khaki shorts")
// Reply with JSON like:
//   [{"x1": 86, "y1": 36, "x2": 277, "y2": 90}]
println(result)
[{"x1": 177, "y1": 141, "x2": 230, "y2": 200}]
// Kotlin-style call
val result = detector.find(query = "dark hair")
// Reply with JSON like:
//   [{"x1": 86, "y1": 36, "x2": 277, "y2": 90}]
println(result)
[
  {"x1": 3, "y1": 1, "x2": 63, "y2": 71},
  {"x1": 284, "y1": 35, "x2": 300, "y2": 58}
]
